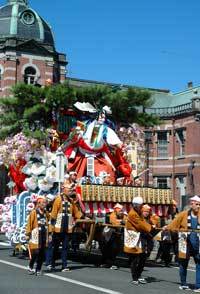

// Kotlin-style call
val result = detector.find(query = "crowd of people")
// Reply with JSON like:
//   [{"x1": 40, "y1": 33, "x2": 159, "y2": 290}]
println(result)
[{"x1": 24, "y1": 173, "x2": 200, "y2": 292}]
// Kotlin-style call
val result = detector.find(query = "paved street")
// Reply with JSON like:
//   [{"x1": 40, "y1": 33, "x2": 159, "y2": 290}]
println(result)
[{"x1": 0, "y1": 239, "x2": 197, "y2": 294}]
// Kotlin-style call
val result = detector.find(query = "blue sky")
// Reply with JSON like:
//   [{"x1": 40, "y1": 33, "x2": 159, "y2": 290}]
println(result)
[{"x1": 2, "y1": 0, "x2": 200, "y2": 92}]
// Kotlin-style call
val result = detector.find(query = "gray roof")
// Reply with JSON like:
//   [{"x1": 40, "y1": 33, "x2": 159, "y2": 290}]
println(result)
[
  {"x1": 150, "y1": 86, "x2": 200, "y2": 109},
  {"x1": 0, "y1": 1, "x2": 54, "y2": 46}
]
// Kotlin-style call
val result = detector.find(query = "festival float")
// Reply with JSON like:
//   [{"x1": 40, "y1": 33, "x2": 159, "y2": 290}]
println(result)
[{"x1": 0, "y1": 102, "x2": 172, "y2": 249}]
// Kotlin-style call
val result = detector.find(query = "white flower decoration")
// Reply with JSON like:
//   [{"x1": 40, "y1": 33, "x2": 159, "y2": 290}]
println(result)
[
  {"x1": 38, "y1": 177, "x2": 53, "y2": 192},
  {"x1": 24, "y1": 176, "x2": 38, "y2": 191},
  {"x1": 46, "y1": 166, "x2": 57, "y2": 183}
]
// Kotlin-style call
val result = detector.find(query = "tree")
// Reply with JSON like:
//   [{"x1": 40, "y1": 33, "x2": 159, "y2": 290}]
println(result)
[
  {"x1": 74, "y1": 85, "x2": 159, "y2": 126},
  {"x1": 0, "y1": 83, "x2": 46, "y2": 139},
  {"x1": 0, "y1": 82, "x2": 159, "y2": 140},
  {"x1": 0, "y1": 82, "x2": 76, "y2": 140}
]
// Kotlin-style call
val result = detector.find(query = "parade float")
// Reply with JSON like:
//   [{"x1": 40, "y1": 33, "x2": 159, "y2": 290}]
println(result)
[{"x1": 0, "y1": 102, "x2": 172, "y2": 249}]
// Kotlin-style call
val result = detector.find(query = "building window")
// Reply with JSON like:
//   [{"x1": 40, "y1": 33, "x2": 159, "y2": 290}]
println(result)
[
  {"x1": 176, "y1": 129, "x2": 185, "y2": 156},
  {"x1": 21, "y1": 11, "x2": 35, "y2": 26},
  {"x1": 156, "y1": 177, "x2": 168, "y2": 189},
  {"x1": 176, "y1": 176, "x2": 186, "y2": 197},
  {"x1": 24, "y1": 66, "x2": 37, "y2": 85},
  {"x1": 157, "y1": 131, "x2": 168, "y2": 158}
]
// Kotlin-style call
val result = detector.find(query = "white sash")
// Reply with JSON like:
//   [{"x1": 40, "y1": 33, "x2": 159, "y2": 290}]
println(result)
[
  {"x1": 178, "y1": 232, "x2": 188, "y2": 255},
  {"x1": 55, "y1": 213, "x2": 62, "y2": 229},
  {"x1": 30, "y1": 228, "x2": 39, "y2": 245},
  {"x1": 55, "y1": 213, "x2": 74, "y2": 231},
  {"x1": 124, "y1": 228, "x2": 141, "y2": 248},
  {"x1": 68, "y1": 214, "x2": 74, "y2": 231}
]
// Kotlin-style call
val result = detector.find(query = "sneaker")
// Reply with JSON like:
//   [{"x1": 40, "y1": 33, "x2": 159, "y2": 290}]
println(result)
[
  {"x1": 27, "y1": 267, "x2": 35, "y2": 275},
  {"x1": 110, "y1": 265, "x2": 118, "y2": 270},
  {"x1": 99, "y1": 264, "x2": 109, "y2": 268},
  {"x1": 35, "y1": 271, "x2": 42, "y2": 276},
  {"x1": 61, "y1": 267, "x2": 71, "y2": 272},
  {"x1": 131, "y1": 280, "x2": 139, "y2": 285},
  {"x1": 179, "y1": 285, "x2": 191, "y2": 290},
  {"x1": 46, "y1": 265, "x2": 52, "y2": 271},
  {"x1": 193, "y1": 289, "x2": 200, "y2": 293},
  {"x1": 138, "y1": 278, "x2": 147, "y2": 284}
]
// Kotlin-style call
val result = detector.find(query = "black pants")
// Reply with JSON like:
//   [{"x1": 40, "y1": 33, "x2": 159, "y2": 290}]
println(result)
[
  {"x1": 129, "y1": 253, "x2": 147, "y2": 280},
  {"x1": 100, "y1": 241, "x2": 116, "y2": 266},
  {"x1": 52, "y1": 232, "x2": 68, "y2": 268},
  {"x1": 100, "y1": 234, "x2": 121, "y2": 266},
  {"x1": 156, "y1": 241, "x2": 172, "y2": 265},
  {"x1": 29, "y1": 247, "x2": 46, "y2": 272}
]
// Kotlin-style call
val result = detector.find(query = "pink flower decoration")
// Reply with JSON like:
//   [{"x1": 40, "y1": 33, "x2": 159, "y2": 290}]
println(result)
[
  {"x1": 4, "y1": 197, "x2": 10, "y2": 204},
  {"x1": 26, "y1": 203, "x2": 35, "y2": 212},
  {"x1": 30, "y1": 194, "x2": 38, "y2": 203},
  {"x1": 9, "y1": 196, "x2": 17, "y2": 204},
  {"x1": 1, "y1": 224, "x2": 9, "y2": 233},
  {"x1": 3, "y1": 205, "x2": 11, "y2": 212}
]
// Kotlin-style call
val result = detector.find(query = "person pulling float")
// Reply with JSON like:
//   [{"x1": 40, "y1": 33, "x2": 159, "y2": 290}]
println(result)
[{"x1": 26, "y1": 196, "x2": 52, "y2": 276}]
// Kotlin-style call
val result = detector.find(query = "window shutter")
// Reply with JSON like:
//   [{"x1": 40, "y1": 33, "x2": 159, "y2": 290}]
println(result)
[
  {"x1": 167, "y1": 177, "x2": 171, "y2": 188},
  {"x1": 87, "y1": 157, "x2": 94, "y2": 177},
  {"x1": 153, "y1": 177, "x2": 158, "y2": 188}
]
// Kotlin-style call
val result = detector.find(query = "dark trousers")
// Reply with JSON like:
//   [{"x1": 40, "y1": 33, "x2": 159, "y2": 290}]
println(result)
[
  {"x1": 172, "y1": 241, "x2": 178, "y2": 262},
  {"x1": 52, "y1": 232, "x2": 68, "y2": 268},
  {"x1": 129, "y1": 253, "x2": 147, "y2": 280},
  {"x1": 156, "y1": 241, "x2": 172, "y2": 265},
  {"x1": 45, "y1": 241, "x2": 53, "y2": 266},
  {"x1": 179, "y1": 257, "x2": 200, "y2": 288},
  {"x1": 29, "y1": 247, "x2": 46, "y2": 272},
  {"x1": 100, "y1": 234, "x2": 121, "y2": 266},
  {"x1": 100, "y1": 242, "x2": 116, "y2": 266}
]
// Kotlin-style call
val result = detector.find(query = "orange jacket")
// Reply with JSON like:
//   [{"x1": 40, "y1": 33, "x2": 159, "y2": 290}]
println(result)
[
  {"x1": 26, "y1": 209, "x2": 51, "y2": 250},
  {"x1": 167, "y1": 210, "x2": 200, "y2": 258},
  {"x1": 51, "y1": 195, "x2": 82, "y2": 233},
  {"x1": 109, "y1": 211, "x2": 127, "y2": 226},
  {"x1": 124, "y1": 208, "x2": 152, "y2": 254}
]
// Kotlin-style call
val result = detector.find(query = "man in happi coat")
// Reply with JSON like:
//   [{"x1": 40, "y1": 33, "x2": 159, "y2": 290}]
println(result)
[
  {"x1": 100, "y1": 203, "x2": 127, "y2": 269},
  {"x1": 166, "y1": 195, "x2": 200, "y2": 291},
  {"x1": 26, "y1": 196, "x2": 52, "y2": 275},
  {"x1": 50, "y1": 180, "x2": 82, "y2": 272},
  {"x1": 141, "y1": 204, "x2": 160, "y2": 258},
  {"x1": 124, "y1": 197, "x2": 156, "y2": 285}
]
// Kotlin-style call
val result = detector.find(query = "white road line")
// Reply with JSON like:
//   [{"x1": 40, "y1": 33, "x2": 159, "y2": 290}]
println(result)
[
  {"x1": 46, "y1": 273, "x2": 123, "y2": 294},
  {"x1": 0, "y1": 259, "x2": 27, "y2": 270},
  {"x1": 0, "y1": 242, "x2": 10, "y2": 246},
  {"x1": 0, "y1": 259, "x2": 123, "y2": 294}
]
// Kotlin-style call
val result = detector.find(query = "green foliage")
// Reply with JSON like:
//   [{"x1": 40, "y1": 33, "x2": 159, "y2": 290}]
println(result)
[
  {"x1": 0, "y1": 82, "x2": 159, "y2": 140},
  {"x1": 74, "y1": 85, "x2": 157, "y2": 125},
  {"x1": 75, "y1": 85, "x2": 112, "y2": 108},
  {"x1": 0, "y1": 83, "x2": 47, "y2": 140},
  {"x1": 135, "y1": 112, "x2": 161, "y2": 127},
  {"x1": 44, "y1": 82, "x2": 76, "y2": 110}
]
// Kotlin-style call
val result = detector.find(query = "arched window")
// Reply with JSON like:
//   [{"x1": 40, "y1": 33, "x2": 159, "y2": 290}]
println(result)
[{"x1": 24, "y1": 66, "x2": 37, "y2": 85}]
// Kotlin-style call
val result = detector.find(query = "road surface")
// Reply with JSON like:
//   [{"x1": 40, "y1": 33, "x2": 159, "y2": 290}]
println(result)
[{"x1": 0, "y1": 238, "x2": 197, "y2": 294}]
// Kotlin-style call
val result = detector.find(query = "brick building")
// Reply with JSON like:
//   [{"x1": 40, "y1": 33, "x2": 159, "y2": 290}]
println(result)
[
  {"x1": 0, "y1": 0, "x2": 67, "y2": 97},
  {"x1": 146, "y1": 84, "x2": 200, "y2": 209}
]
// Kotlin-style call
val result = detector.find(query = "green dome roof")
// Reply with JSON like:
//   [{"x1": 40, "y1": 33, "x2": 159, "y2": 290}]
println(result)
[{"x1": 0, "y1": 0, "x2": 54, "y2": 46}]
